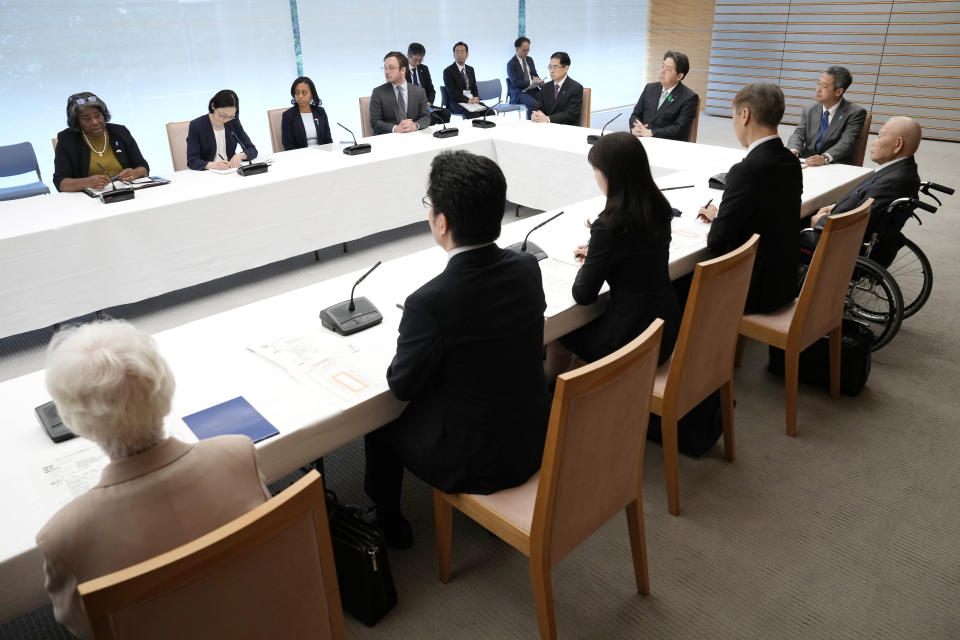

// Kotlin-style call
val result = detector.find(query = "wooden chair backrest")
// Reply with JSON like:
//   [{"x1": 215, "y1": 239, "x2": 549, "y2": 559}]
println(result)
[
  {"x1": 359, "y1": 96, "x2": 373, "y2": 138},
  {"x1": 267, "y1": 107, "x2": 286, "y2": 153},
  {"x1": 51, "y1": 138, "x2": 58, "y2": 152},
  {"x1": 79, "y1": 470, "x2": 345, "y2": 640},
  {"x1": 688, "y1": 106, "x2": 701, "y2": 144},
  {"x1": 532, "y1": 319, "x2": 663, "y2": 566},
  {"x1": 851, "y1": 112, "x2": 873, "y2": 167},
  {"x1": 165, "y1": 121, "x2": 190, "y2": 172},
  {"x1": 579, "y1": 87, "x2": 592, "y2": 128}
]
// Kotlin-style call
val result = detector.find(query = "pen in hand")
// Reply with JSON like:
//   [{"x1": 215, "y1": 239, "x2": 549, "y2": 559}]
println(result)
[
  {"x1": 698, "y1": 198, "x2": 714, "y2": 222},
  {"x1": 396, "y1": 303, "x2": 405, "y2": 311}
]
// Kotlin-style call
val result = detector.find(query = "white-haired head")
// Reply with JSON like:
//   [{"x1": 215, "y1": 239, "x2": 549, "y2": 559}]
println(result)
[{"x1": 44, "y1": 320, "x2": 174, "y2": 459}]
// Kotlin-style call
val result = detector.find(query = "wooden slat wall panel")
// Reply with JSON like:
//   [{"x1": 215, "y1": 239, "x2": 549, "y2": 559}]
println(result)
[
  {"x1": 645, "y1": 0, "x2": 718, "y2": 111},
  {"x1": 705, "y1": 0, "x2": 960, "y2": 141}
]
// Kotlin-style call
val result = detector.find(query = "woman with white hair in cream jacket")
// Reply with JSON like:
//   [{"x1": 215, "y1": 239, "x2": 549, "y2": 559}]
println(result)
[{"x1": 35, "y1": 320, "x2": 270, "y2": 639}]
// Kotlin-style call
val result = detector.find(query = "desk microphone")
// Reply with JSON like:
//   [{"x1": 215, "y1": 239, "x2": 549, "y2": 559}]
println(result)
[
  {"x1": 587, "y1": 113, "x2": 622, "y2": 144},
  {"x1": 338, "y1": 122, "x2": 372, "y2": 155},
  {"x1": 231, "y1": 131, "x2": 269, "y2": 176},
  {"x1": 472, "y1": 101, "x2": 501, "y2": 129},
  {"x1": 319, "y1": 261, "x2": 383, "y2": 335},
  {"x1": 95, "y1": 162, "x2": 134, "y2": 204},
  {"x1": 506, "y1": 210, "x2": 564, "y2": 261},
  {"x1": 433, "y1": 119, "x2": 459, "y2": 138}
]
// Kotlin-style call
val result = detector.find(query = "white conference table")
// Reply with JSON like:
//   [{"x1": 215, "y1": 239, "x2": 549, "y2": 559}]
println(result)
[
  {"x1": 0, "y1": 119, "x2": 868, "y2": 340},
  {"x1": 0, "y1": 122, "x2": 872, "y2": 622}
]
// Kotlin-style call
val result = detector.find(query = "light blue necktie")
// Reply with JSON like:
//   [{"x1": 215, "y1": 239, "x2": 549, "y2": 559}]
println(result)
[
  {"x1": 657, "y1": 89, "x2": 668, "y2": 109},
  {"x1": 815, "y1": 109, "x2": 830, "y2": 152}
]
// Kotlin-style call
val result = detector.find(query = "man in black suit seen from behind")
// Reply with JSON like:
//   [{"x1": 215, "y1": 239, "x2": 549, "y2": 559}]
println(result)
[
  {"x1": 507, "y1": 36, "x2": 545, "y2": 119},
  {"x1": 364, "y1": 151, "x2": 551, "y2": 548},
  {"x1": 442, "y1": 41, "x2": 491, "y2": 119},
  {"x1": 406, "y1": 42, "x2": 451, "y2": 125},
  {"x1": 369, "y1": 51, "x2": 431, "y2": 135},
  {"x1": 531, "y1": 51, "x2": 584, "y2": 125},
  {"x1": 786, "y1": 65, "x2": 867, "y2": 166},
  {"x1": 698, "y1": 83, "x2": 802, "y2": 314},
  {"x1": 629, "y1": 51, "x2": 699, "y2": 141}
]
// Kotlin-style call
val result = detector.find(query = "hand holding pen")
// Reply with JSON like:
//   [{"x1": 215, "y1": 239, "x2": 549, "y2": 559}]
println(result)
[{"x1": 697, "y1": 198, "x2": 717, "y2": 222}]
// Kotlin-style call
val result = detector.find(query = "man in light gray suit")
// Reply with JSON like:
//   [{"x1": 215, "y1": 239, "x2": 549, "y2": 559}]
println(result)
[
  {"x1": 787, "y1": 65, "x2": 867, "y2": 166},
  {"x1": 370, "y1": 51, "x2": 431, "y2": 135}
]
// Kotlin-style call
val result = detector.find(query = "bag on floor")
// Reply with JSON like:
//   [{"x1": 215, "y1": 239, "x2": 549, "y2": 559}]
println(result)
[
  {"x1": 766, "y1": 319, "x2": 873, "y2": 396},
  {"x1": 646, "y1": 390, "x2": 723, "y2": 458},
  {"x1": 325, "y1": 491, "x2": 398, "y2": 626}
]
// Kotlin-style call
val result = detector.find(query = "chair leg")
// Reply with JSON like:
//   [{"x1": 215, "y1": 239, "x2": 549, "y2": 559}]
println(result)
[
  {"x1": 784, "y1": 346, "x2": 800, "y2": 437},
  {"x1": 661, "y1": 411, "x2": 681, "y2": 516},
  {"x1": 529, "y1": 555, "x2": 557, "y2": 640},
  {"x1": 433, "y1": 490, "x2": 453, "y2": 583},
  {"x1": 314, "y1": 249, "x2": 320, "y2": 262},
  {"x1": 734, "y1": 335, "x2": 747, "y2": 367},
  {"x1": 828, "y1": 325, "x2": 842, "y2": 399},
  {"x1": 625, "y1": 498, "x2": 650, "y2": 595},
  {"x1": 720, "y1": 378, "x2": 735, "y2": 461}
]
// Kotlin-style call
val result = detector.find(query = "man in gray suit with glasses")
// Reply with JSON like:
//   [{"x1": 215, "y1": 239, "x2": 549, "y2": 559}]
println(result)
[
  {"x1": 370, "y1": 51, "x2": 431, "y2": 135},
  {"x1": 787, "y1": 65, "x2": 867, "y2": 166}
]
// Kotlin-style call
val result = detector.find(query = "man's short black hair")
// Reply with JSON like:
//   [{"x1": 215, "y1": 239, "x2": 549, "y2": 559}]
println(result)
[
  {"x1": 407, "y1": 42, "x2": 425, "y2": 57},
  {"x1": 733, "y1": 82, "x2": 785, "y2": 129},
  {"x1": 664, "y1": 51, "x2": 690, "y2": 78},
  {"x1": 427, "y1": 151, "x2": 505, "y2": 246},
  {"x1": 453, "y1": 41, "x2": 468, "y2": 53},
  {"x1": 515, "y1": 37, "x2": 530, "y2": 48},
  {"x1": 384, "y1": 51, "x2": 409, "y2": 73},
  {"x1": 825, "y1": 65, "x2": 853, "y2": 92},
  {"x1": 551, "y1": 51, "x2": 571, "y2": 67}
]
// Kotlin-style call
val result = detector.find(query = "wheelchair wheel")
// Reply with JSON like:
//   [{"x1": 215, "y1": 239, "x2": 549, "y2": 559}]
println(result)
[
  {"x1": 845, "y1": 257, "x2": 904, "y2": 351},
  {"x1": 884, "y1": 236, "x2": 932, "y2": 318}
]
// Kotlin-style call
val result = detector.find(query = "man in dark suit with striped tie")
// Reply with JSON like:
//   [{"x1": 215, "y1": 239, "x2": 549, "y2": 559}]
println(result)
[
  {"x1": 507, "y1": 36, "x2": 544, "y2": 119},
  {"x1": 531, "y1": 51, "x2": 584, "y2": 126},
  {"x1": 406, "y1": 42, "x2": 450, "y2": 124},
  {"x1": 442, "y1": 41, "x2": 492, "y2": 119},
  {"x1": 629, "y1": 51, "x2": 699, "y2": 141}
]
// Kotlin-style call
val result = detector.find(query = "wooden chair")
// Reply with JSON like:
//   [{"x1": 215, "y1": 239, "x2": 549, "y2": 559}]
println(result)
[
  {"x1": 359, "y1": 96, "x2": 373, "y2": 138},
  {"x1": 51, "y1": 137, "x2": 58, "y2": 151},
  {"x1": 579, "y1": 87, "x2": 592, "y2": 128},
  {"x1": 434, "y1": 320, "x2": 664, "y2": 640},
  {"x1": 267, "y1": 107, "x2": 286, "y2": 153},
  {"x1": 850, "y1": 112, "x2": 873, "y2": 167},
  {"x1": 165, "y1": 121, "x2": 190, "y2": 172},
  {"x1": 737, "y1": 201, "x2": 871, "y2": 437},
  {"x1": 651, "y1": 234, "x2": 759, "y2": 516},
  {"x1": 688, "y1": 107, "x2": 701, "y2": 144},
  {"x1": 78, "y1": 470, "x2": 346, "y2": 640}
]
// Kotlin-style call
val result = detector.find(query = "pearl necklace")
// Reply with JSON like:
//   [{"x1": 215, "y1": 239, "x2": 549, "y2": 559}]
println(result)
[{"x1": 82, "y1": 130, "x2": 108, "y2": 157}]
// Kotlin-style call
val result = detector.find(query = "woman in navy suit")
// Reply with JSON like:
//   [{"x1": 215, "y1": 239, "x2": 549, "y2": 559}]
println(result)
[
  {"x1": 186, "y1": 89, "x2": 258, "y2": 170},
  {"x1": 281, "y1": 76, "x2": 333, "y2": 150},
  {"x1": 548, "y1": 132, "x2": 680, "y2": 376}
]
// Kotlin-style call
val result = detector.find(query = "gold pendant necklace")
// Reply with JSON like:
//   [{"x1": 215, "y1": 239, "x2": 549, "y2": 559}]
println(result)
[{"x1": 82, "y1": 130, "x2": 108, "y2": 157}]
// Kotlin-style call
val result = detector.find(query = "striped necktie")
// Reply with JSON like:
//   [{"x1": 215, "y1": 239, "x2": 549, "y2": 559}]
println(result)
[{"x1": 658, "y1": 89, "x2": 669, "y2": 109}]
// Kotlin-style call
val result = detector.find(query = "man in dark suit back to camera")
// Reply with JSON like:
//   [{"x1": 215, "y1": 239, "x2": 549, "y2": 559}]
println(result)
[
  {"x1": 787, "y1": 65, "x2": 867, "y2": 166},
  {"x1": 406, "y1": 42, "x2": 451, "y2": 125},
  {"x1": 507, "y1": 36, "x2": 545, "y2": 119},
  {"x1": 442, "y1": 41, "x2": 492, "y2": 119},
  {"x1": 630, "y1": 51, "x2": 700, "y2": 141},
  {"x1": 698, "y1": 83, "x2": 802, "y2": 314},
  {"x1": 369, "y1": 51, "x2": 431, "y2": 135},
  {"x1": 531, "y1": 51, "x2": 584, "y2": 126},
  {"x1": 364, "y1": 151, "x2": 551, "y2": 549}
]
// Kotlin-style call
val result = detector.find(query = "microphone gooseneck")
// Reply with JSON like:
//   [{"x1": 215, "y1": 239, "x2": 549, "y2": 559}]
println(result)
[
  {"x1": 337, "y1": 122, "x2": 358, "y2": 146},
  {"x1": 521, "y1": 211, "x2": 565, "y2": 251},
  {"x1": 348, "y1": 261, "x2": 382, "y2": 312}
]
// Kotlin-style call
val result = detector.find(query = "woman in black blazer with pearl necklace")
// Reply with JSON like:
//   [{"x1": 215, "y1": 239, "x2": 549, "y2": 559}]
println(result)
[
  {"x1": 186, "y1": 89, "x2": 258, "y2": 170},
  {"x1": 281, "y1": 76, "x2": 333, "y2": 150}
]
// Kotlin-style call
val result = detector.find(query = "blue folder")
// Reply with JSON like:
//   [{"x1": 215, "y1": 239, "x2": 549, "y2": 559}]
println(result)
[{"x1": 182, "y1": 396, "x2": 279, "y2": 443}]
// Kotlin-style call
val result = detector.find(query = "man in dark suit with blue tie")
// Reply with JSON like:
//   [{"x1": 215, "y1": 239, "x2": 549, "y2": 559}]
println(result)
[
  {"x1": 787, "y1": 66, "x2": 867, "y2": 166},
  {"x1": 531, "y1": 51, "x2": 584, "y2": 126},
  {"x1": 406, "y1": 42, "x2": 450, "y2": 125},
  {"x1": 363, "y1": 150, "x2": 551, "y2": 549},
  {"x1": 442, "y1": 41, "x2": 492, "y2": 119},
  {"x1": 507, "y1": 36, "x2": 544, "y2": 119},
  {"x1": 629, "y1": 51, "x2": 699, "y2": 141}
]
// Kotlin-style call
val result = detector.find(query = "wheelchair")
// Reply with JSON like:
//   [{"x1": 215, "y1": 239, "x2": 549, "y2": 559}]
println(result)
[{"x1": 799, "y1": 180, "x2": 954, "y2": 351}]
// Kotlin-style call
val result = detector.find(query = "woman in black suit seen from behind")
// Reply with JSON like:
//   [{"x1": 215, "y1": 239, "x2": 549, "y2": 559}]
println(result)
[
  {"x1": 186, "y1": 89, "x2": 258, "y2": 170},
  {"x1": 281, "y1": 76, "x2": 333, "y2": 150},
  {"x1": 547, "y1": 131, "x2": 681, "y2": 379}
]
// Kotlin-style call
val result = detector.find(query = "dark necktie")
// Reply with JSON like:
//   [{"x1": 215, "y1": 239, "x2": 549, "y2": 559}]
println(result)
[
  {"x1": 396, "y1": 85, "x2": 405, "y2": 121},
  {"x1": 412, "y1": 68, "x2": 419, "y2": 86},
  {"x1": 815, "y1": 109, "x2": 830, "y2": 152},
  {"x1": 461, "y1": 67, "x2": 467, "y2": 89},
  {"x1": 522, "y1": 58, "x2": 529, "y2": 84},
  {"x1": 554, "y1": 83, "x2": 560, "y2": 102}
]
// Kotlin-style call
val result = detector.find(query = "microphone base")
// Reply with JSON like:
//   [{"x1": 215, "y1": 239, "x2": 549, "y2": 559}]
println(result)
[
  {"x1": 433, "y1": 128, "x2": 460, "y2": 138},
  {"x1": 472, "y1": 119, "x2": 496, "y2": 129},
  {"x1": 237, "y1": 162, "x2": 269, "y2": 177},
  {"x1": 319, "y1": 297, "x2": 383, "y2": 335},
  {"x1": 586, "y1": 134, "x2": 601, "y2": 144},
  {"x1": 506, "y1": 240, "x2": 547, "y2": 262},
  {"x1": 99, "y1": 188, "x2": 135, "y2": 204},
  {"x1": 343, "y1": 143, "x2": 372, "y2": 155}
]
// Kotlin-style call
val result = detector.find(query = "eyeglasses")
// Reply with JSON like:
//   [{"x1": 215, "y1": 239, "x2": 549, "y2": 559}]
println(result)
[
  {"x1": 422, "y1": 196, "x2": 432, "y2": 209},
  {"x1": 216, "y1": 110, "x2": 236, "y2": 121},
  {"x1": 548, "y1": 65, "x2": 565, "y2": 71},
  {"x1": 73, "y1": 95, "x2": 100, "y2": 105},
  {"x1": 381, "y1": 66, "x2": 400, "y2": 72}
]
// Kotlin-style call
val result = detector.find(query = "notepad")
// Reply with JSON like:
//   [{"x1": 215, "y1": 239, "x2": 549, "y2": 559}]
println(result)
[{"x1": 182, "y1": 396, "x2": 279, "y2": 443}]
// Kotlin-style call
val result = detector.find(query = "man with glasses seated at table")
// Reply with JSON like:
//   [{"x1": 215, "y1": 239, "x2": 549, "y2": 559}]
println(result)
[
  {"x1": 406, "y1": 42, "x2": 451, "y2": 125},
  {"x1": 363, "y1": 151, "x2": 551, "y2": 549},
  {"x1": 507, "y1": 36, "x2": 544, "y2": 119},
  {"x1": 787, "y1": 65, "x2": 867, "y2": 166},
  {"x1": 531, "y1": 51, "x2": 584, "y2": 126},
  {"x1": 370, "y1": 51, "x2": 431, "y2": 135}
]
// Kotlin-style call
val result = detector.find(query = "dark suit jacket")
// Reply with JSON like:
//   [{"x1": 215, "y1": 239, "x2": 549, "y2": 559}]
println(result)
[
  {"x1": 628, "y1": 82, "x2": 700, "y2": 142},
  {"x1": 406, "y1": 64, "x2": 437, "y2": 105},
  {"x1": 386, "y1": 244, "x2": 551, "y2": 495},
  {"x1": 536, "y1": 75, "x2": 584, "y2": 126},
  {"x1": 186, "y1": 115, "x2": 258, "y2": 170},
  {"x1": 369, "y1": 82, "x2": 431, "y2": 135},
  {"x1": 280, "y1": 105, "x2": 333, "y2": 150},
  {"x1": 507, "y1": 55, "x2": 540, "y2": 102},
  {"x1": 707, "y1": 138, "x2": 802, "y2": 313},
  {"x1": 786, "y1": 98, "x2": 867, "y2": 164},
  {"x1": 563, "y1": 214, "x2": 681, "y2": 364},
  {"x1": 830, "y1": 155, "x2": 920, "y2": 239},
  {"x1": 53, "y1": 123, "x2": 149, "y2": 191},
  {"x1": 442, "y1": 62, "x2": 480, "y2": 104}
]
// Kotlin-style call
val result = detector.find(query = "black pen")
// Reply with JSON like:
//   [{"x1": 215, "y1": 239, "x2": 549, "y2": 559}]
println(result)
[
  {"x1": 660, "y1": 184, "x2": 695, "y2": 191},
  {"x1": 703, "y1": 198, "x2": 713, "y2": 209},
  {"x1": 396, "y1": 303, "x2": 405, "y2": 311}
]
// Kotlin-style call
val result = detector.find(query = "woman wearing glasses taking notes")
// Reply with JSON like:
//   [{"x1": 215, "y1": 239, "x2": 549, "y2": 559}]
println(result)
[
  {"x1": 186, "y1": 89, "x2": 258, "y2": 170},
  {"x1": 53, "y1": 92, "x2": 150, "y2": 192},
  {"x1": 281, "y1": 76, "x2": 333, "y2": 150}
]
